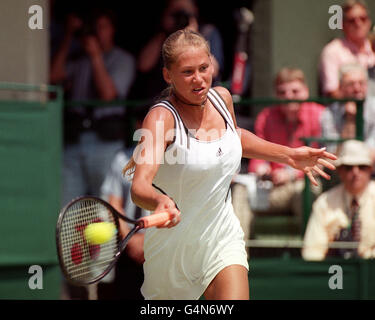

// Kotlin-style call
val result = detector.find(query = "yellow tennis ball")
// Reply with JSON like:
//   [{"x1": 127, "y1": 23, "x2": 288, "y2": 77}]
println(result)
[{"x1": 84, "y1": 222, "x2": 116, "y2": 245}]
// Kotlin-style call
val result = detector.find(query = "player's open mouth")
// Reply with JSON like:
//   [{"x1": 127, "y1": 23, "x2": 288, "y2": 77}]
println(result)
[{"x1": 192, "y1": 87, "x2": 204, "y2": 93}]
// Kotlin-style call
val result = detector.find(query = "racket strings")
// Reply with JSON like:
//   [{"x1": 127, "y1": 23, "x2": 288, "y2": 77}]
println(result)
[{"x1": 59, "y1": 199, "x2": 120, "y2": 282}]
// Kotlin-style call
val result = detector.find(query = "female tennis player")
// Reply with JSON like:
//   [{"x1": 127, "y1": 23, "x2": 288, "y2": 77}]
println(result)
[{"x1": 124, "y1": 29, "x2": 337, "y2": 300}]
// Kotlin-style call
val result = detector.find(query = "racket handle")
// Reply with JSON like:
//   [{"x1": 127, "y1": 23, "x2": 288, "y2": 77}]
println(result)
[{"x1": 139, "y1": 212, "x2": 173, "y2": 228}]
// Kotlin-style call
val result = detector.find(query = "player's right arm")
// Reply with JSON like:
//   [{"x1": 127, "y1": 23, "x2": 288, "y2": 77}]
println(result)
[{"x1": 130, "y1": 106, "x2": 180, "y2": 228}]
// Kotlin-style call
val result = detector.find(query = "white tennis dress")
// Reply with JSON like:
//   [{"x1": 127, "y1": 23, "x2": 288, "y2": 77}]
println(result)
[{"x1": 141, "y1": 89, "x2": 249, "y2": 300}]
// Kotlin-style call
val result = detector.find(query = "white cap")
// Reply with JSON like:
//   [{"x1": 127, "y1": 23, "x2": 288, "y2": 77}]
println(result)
[{"x1": 335, "y1": 140, "x2": 373, "y2": 167}]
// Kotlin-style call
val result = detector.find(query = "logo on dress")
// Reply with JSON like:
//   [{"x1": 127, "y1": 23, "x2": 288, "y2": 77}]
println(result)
[{"x1": 216, "y1": 147, "x2": 223, "y2": 157}]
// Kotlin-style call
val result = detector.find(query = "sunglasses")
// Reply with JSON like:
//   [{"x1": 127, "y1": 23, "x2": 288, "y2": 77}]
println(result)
[
  {"x1": 345, "y1": 15, "x2": 369, "y2": 24},
  {"x1": 341, "y1": 164, "x2": 371, "y2": 171}
]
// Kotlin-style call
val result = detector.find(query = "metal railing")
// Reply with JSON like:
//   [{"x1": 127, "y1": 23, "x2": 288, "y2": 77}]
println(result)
[{"x1": 64, "y1": 95, "x2": 364, "y2": 138}]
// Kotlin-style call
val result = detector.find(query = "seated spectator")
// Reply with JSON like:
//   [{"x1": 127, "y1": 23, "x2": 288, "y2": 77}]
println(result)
[
  {"x1": 232, "y1": 67, "x2": 325, "y2": 241},
  {"x1": 319, "y1": 0, "x2": 375, "y2": 98},
  {"x1": 132, "y1": 0, "x2": 224, "y2": 102},
  {"x1": 302, "y1": 139, "x2": 375, "y2": 260},
  {"x1": 321, "y1": 63, "x2": 375, "y2": 161}
]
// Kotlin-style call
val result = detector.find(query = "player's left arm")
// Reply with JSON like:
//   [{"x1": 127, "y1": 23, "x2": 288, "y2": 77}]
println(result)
[
  {"x1": 214, "y1": 86, "x2": 290, "y2": 161},
  {"x1": 213, "y1": 86, "x2": 337, "y2": 185}
]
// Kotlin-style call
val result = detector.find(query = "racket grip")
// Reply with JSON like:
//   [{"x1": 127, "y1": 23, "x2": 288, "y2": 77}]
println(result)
[{"x1": 139, "y1": 212, "x2": 173, "y2": 228}]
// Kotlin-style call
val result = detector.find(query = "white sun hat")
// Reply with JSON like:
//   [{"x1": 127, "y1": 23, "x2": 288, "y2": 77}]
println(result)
[{"x1": 335, "y1": 139, "x2": 373, "y2": 167}]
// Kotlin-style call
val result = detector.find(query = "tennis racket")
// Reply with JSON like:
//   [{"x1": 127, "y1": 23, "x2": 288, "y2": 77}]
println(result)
[{"x1": 56, "y1": 196, "x2": 173, "y2": 286}]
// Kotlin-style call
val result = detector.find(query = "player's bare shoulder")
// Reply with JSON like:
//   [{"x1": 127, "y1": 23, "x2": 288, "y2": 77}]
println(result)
[
  {"x1": 212, "y1": 86, "x2": 237, "y2": 127},
  {"x1": 143, "y1": 103, "x2": 175, "y2": 132},
  {"x1": 212, "y1": 86, "x2": 233, "y2": 109}
]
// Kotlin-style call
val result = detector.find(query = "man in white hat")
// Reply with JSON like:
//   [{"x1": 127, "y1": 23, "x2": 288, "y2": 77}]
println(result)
[{"x1": 302, "y1": 139, "x2": 375, "y2": 260}]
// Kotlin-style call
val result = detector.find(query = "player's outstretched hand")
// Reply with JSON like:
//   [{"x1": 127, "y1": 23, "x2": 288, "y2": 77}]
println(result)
[{"x1": 288, "y1": 147, "x2": 337, "y2": 186}]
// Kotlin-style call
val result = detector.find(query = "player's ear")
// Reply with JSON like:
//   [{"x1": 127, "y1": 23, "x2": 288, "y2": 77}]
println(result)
[{"x1": 163, "y1": 67, "x2": 171, "y2": 84}]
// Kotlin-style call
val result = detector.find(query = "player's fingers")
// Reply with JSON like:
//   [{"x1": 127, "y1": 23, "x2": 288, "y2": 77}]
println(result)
[
  {"x1": 157, "y1": 220, "x2": 171, "y2": 228},
  {"x1": 156, "y1": 209, "x2": 181, "y2": 228},
  {"x1": 309, "y1": 148, "x2": 337, "y2": 161},
  {"x1": 168, "y1": 210, "x2": 181, "y2": 228},
  {"x1": 312, "y1": 165, "x2": 330, "y2": 180},
  {"x1": 322, "y1": 150, "x2": 338, "y2": 161},
  {"x1": 308, "y1": 147, "x2": 327, "y2": 157},
  {"x1": 306, "y1": 170, "x2": 318, "y2": 186},
  {"x1": 317, "y1": 158, "x2": 336, "y2": 170}
]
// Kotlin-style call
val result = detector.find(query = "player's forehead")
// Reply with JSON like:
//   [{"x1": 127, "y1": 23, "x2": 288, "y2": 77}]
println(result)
[{"x1": 173, "y1": 45, "x2": 210, "y2": 67}]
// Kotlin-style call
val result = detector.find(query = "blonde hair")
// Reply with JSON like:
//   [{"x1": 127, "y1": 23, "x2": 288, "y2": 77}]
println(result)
[
  {"x1": 162, "y1": 28, "x2": 211, "y2": 70},
  {"x1": 274, "y1": 67, "x2": 306, "y2": 87},
  {"x1": 122, "y1": 156, "x2": 136, "y2": 177},
  {"x1": 123, "y1": 29, "x2": 210, "y2": 177}
]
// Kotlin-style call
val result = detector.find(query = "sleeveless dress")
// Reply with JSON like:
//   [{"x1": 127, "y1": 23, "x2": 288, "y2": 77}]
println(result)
[{"x1": 141, "y1": 89, "x2": 249, "y2": 300}]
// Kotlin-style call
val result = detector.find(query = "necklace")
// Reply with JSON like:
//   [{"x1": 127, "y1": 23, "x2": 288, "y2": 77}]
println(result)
[{"x1": 172, "y1": 91, "x2": 208, "y2": 108}]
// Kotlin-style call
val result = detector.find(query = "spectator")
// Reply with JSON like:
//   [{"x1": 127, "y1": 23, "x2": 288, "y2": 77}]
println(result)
[
  {"x1": 50, "y1": 9, "x2": 136, "y2": 299},
  {"x1": 98, "y1": 148, "x2": 149, "y2": 300},
  {"x1": 49, "y1": 1, "x2": 81, "y2": 62},
  {"x1": 50, "y1": 9, "x2": 136, "y2": 205},
  {"x1": 319, "y1": 0, "x2": 375, "y2": 98},
  {"x1": 131, "y1": 0, "x2": 224, "y2": 102},
  {"x1": 321, "y1": 63, "x2": 375, "y2": 161},
  {"x1": 303, "y1": 139, "x2": 375, "y2": 260},
  {"x1": 232, "y1": 68, "x2": 325, "y2": 240}
]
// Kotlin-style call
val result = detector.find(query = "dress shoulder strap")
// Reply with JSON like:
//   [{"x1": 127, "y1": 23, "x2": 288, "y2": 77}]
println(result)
[
  {"x1": 149, "y1": 101, "x2": 187, "y2": 146},
  {"x1": 207, "y1": 88, "x2": 236, "y2": 132}
]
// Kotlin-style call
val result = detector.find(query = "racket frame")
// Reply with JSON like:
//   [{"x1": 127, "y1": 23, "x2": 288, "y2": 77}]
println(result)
[{"x1": 56, "y1": 196, "x2": 145, "y2": 286}]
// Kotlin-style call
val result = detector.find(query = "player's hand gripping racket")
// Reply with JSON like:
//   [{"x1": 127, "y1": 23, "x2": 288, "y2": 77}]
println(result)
[{"x1": 56, "y1": 196, "x2": 173, "y2": 286}]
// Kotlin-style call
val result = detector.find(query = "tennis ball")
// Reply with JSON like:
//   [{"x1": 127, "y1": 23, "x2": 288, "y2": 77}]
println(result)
[{"x1": 84, "y1": 222, "x2": 116, "y2": 245}]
